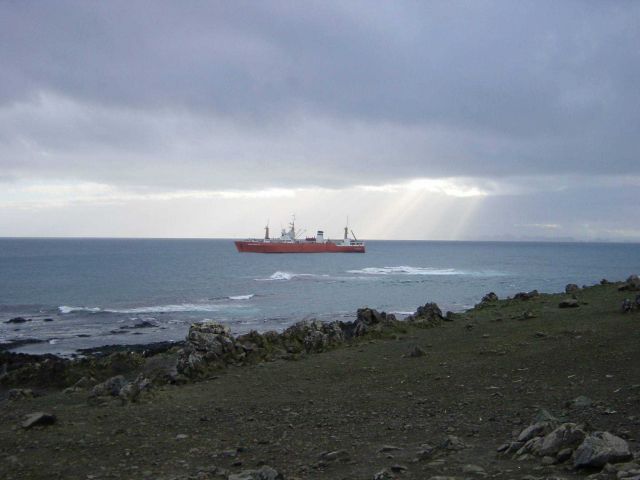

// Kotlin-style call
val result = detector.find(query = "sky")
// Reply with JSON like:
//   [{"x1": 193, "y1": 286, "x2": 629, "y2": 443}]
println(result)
[{"x1": 0, "y1": 1, "x2": 639, "y2": 241}]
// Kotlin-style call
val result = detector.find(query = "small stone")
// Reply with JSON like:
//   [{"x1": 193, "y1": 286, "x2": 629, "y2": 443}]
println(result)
[
  {"x1": 408, "y1": 346, "x2": 426, "y2": 358},
  {"x1": 228, "y1": 466, "x2": 283, "y2": 480},
  {"x1": 378, "y1": 445, "x2": 403, "y2": 453},
  {"x1": 390, "y1": 464, "x2": 408, "y2": 473},
  {"x1": 462, "y1": 464, "x2": 487, "y2": 476},
  {"x1": 22, "y1": 412, "x2": 56, "y2": 429},
  {"x1": 541, "y1": 456, "x2": 556, "y2": 465},
  {"x1": 176, "y1": 434, "x2": 188, "y2": 440},
  {"x1": 567, "y1": 395, "x2": 593, "y2": 409},
  {"x1": 440, "y1": 435, "x2": 466, "y2": 450},
  {"x1": 319, "y1": 449, "x2": 350, "y2": 462},
  {"x1": 373, "y1": 470, "x2": 394, "y2": 480}
]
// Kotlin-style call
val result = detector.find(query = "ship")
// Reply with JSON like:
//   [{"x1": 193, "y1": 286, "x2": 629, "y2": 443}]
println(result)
[{"x1": 234, "y1": 218, "x2": 365, "y2": 253}]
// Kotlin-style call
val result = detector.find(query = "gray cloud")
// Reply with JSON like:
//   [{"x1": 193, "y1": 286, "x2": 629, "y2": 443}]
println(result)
[{"x1": 0, "y1": 1, "x2": 639, "y2": 190}]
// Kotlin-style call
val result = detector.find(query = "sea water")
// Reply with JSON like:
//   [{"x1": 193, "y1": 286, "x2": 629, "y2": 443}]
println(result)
[{"x1": 0, "y1": 238, "x2": 638, "y2": 355}]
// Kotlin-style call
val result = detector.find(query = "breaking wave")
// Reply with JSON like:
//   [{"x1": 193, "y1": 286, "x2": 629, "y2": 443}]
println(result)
[
  {"x1": 346, "y1": 266, "x2": 462, "y2": 276},
  {"x1": 346, "y1": 266, "x2": 506, "y2": 277},
  {"x1": 256, "y1": 271, "x2": 327, "y2": 281},
  {"x1": 61, "y1": 303, "x2": 248, "y2": 314},
  {"x1": 59, "y1": 306, "x2": 102, "y2": 314},
  {"x1": 107, "y1": 303, "x2": 245, "y2": 314},
  {"x1": 228, "y1": 294, "x2": 255, "y2": 300}
]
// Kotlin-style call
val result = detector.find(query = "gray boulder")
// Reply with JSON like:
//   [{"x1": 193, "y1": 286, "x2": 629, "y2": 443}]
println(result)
[
  {"x1": 119, "y1": 374, "x2": 152, "y2": 402},
  {"x1": 177, "y1": 321, "x2": 237, "y2": 376},
  {"x1": 559, "y1": 298, "x2": 579, "y2": 308},
  {"x1": 574, "y1": 432, "x2": 632, "y2": 468},
  {"x1": 89, "y1": 375, "x2": 127, "y2": 397},
  {"x1": 22, "y1": 412, "x2": 56, "y2": 429},
  {"x1": 538, "y1": 423, "x2": 586, "y2": 456},
  {"x1": 407, "y1": 302, "x2": 444, "y2": 326}
]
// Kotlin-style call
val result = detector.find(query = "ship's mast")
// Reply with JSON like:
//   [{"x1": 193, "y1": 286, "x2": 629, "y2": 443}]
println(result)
[
  {"x1": 264, "y1": 222, "x2": 270, "y2": 240},
  {"x1": 288, "y1": 215, "x2": 296, "y2": 240}
]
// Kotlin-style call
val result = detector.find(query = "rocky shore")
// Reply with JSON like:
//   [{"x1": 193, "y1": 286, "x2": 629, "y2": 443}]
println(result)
[{"x1": 1, "y1": 276, "x2": 640, "y2": 479}]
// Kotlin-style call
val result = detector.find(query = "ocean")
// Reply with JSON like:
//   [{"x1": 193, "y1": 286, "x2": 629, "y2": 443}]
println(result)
[{"x1": 1, "y1": 238, "x2": 638, "y2": 356}]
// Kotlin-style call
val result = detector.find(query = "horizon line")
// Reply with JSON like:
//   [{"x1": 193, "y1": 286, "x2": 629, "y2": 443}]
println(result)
[{"x1": 0, "y1": 236, "x2": 639, "y2": 245}]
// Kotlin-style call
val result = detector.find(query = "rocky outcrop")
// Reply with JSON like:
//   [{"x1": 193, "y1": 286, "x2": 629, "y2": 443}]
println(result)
[
  {"x1": 176, "y1": 304, "x2": 439, "y2": 378},
  {"x1": 514, "y1": 290, "x2": 539, "y2": 301},
  {"x1": 406, "y1": 303, "x2": 444, "y2": 326},
  {"x1": 5, "y1": 317, "x2": 29, "y2": 324},
  {"x1": 481, "y1": 292, "x2": 498, "y2": 303},
  {"x1": 501, "y1": 416, "x2": 632, "y2": 473},
  {"x1": 88, "y1": 374, "x2": 151, "y2": 403},
  {"x1": 176, "y1": 322, "x2": 238, "y2": 377},
  {"x1": 619, "y1": 274, "x2": 640, "y2": 291},
  {"x1": 565, "y1": 283, "x2": 580, "y2": 294}
]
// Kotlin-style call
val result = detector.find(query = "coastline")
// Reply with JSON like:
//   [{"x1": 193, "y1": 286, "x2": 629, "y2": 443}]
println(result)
[{"x1": 1, "y1": 276, "x2": 639, "y2": 479}]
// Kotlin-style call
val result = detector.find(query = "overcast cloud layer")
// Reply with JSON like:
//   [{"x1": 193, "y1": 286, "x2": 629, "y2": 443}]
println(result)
[{"x1": 0, "y1": 1, "x2": 639, "y2": 240}]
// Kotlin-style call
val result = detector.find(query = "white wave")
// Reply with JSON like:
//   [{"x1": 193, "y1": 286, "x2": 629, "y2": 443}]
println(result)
[
  {"x1": 229, "y1": 294, "x2": 255, "y2": 300},
  {"x1": 347, "y1": 266, "x2": 461, "y2": 276},
  {"x1": 59, "y1": 305, "x2": 102, "y2": 314},
  {"x1": 104, "y1": 303, "x2": 242, "y2": 314},
  {"x1": 257, "y1": 271, "x2": 322, "y2": 281}
]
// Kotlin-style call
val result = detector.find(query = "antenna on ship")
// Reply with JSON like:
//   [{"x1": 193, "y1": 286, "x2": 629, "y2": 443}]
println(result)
[{"x1": 289, "y1": 214, "x2": 296, "y2": 240}]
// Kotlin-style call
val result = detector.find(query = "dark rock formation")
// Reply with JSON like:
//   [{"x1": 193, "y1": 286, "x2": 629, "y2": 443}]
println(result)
[
  {"x1": 176, "y1": 304, "x2": 440, "y2": 378},
  {"x1": 565, "y1": 284, "x2": 580, "y2": 294},
  {"x1": 5, "y1": 317, "x2": 29, "y2": 324},
  {"x1": 405, "y1": 303, "x2": 444, "y2": 326},
  {"x1": 619, "y1": 274, "x2": 640, "y2": 291},
  {"x1": 481, "y1": 292, "x2": 499, "y2": 303},
  {"x1": 514, "y1": 290, "x2": 539, "y2": 301}
]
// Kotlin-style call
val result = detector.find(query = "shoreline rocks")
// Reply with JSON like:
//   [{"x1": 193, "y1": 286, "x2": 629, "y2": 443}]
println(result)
[{"x1": 176, "y1": 306, "x2": 409, "y2": 378}]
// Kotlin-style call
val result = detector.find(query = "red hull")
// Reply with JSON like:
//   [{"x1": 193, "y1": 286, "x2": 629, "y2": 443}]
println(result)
[{"x1": 235, "y1": 240, "x2": 365, "y2": 253}]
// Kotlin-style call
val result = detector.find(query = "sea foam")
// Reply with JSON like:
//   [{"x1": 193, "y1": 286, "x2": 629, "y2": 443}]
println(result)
[
  {"x1": 229, "y1": 294, "x2": 255, "y2": 300},
  {"x1": 59, "y1": 306, "x2": 102, "y2": 314},
  {"x1": 257, "y1": 271, "x2": 322, "y2": 281},
  {"x1": 346, "y1": 266, "x2": 461, "y2": 276}
]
